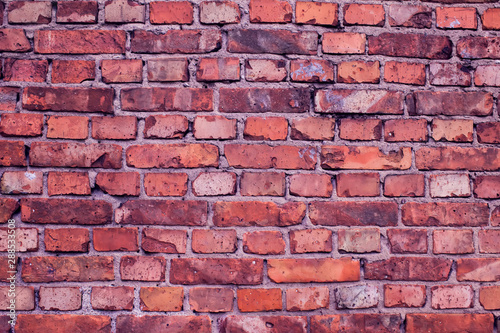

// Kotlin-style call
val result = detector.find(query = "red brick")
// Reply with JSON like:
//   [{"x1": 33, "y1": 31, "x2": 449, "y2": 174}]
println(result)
[
  {"x1": 478, "y1": 230, "x2": 500, "y2": 253},
  {"x1": 416, "y1": 147, "x2": 500, "y2": 170},
  {"x1": 22, "y1": 256, "x2": 114, "y2": 282},
  {"x1": 35, "y1": 30, "x2": 126, "y2": 54},
  {"x1": 200, "y1": 1, "x2": 241, "y2": 24},
  {"x1": 22, "y1": 198, "x2": 112, "y2": 225},
  {"x1": 23, "y1": 87, "x2": 114, "y2": 113},
  {"x1": 268, "y1": 258, "x2": 360, "y2": 283},
  {"x1": 170, "y1": 258, "x2": 263, "y2": 285},
  {"x1": 193, "y1": 115, "x2": 236, "y2": 140},
  {"x1": 213, "y1": 201, "x2": 305, "y2": 227},
  {"x1": 240, "y1": 172, "x2": 285, "y2": 196},
  {"x1": 116, "y1": 200, "x2": 207, "y2": 226},
  {"x1": 406, "y1": 313, "x2": 493, "y2": 333},
  {"x1": 387, "y1": 229, "x2": 427, "y2": 254},
  {"x1": 482, "y1": 8, "x2": 500, "y2": 29},
  {"x1": 436, "y1": 7, "x2": 477, "y2": 29},
  {"x1": 385, "y1": 119, "x2": 427, "y2": 142},
  {"x1": 91, "y1": 286, "x2": 134, "y2": 311},
  {"x1": 93, "y1": 227, "x2": 138, "y2": 252},
  {"x1": 126, "y1": 144, "x2": 218, "y2": 168},
  {"x1": 0, "y1": 227, "x2": 38, "y2": 252},
  {"x1": 492, "y1": 207, "x2": 500, "y2": 227},
  {"x1": 15, "y1": 315, "x2": 111, "y2": 333},
  {"x1": 338, "y1": 61, "x2": 380, "y2": 83},
  {"x1": 433, "y1": 229, "x2": 473, "y2": 254},
  {"x1": 322, "y1": 146, "x2": 411, "y2": 170},
  {"x1": 44, "y1": 228, "x2": 90, "y2": 252},
  {"x1": 101, "y1": 59, "x2": 142, "y2": 83},
  {"x1": 344, "y1": 4, "x2": 385, "y2": 26},
  {"x1": 192, "y1": 229, "x2": 237, "y2": 253},
  {"x1": 477, "y1": 122, "x2": 500, "y2": 143},
  {"x1": 92, "y1": 116, "x2": 137, "y2": 140},
  {"x1": 30, "y1": 142, "x2": 122, "y2": 168},
  {"x1": 0, "y1": 286, "x2": 33, "y2": 310},
  {"x1": 339, "y1": 119, "x2": 381, "y2": 141},
  {"x1": 365, "y1": 257, "x2": 452, "y2": 281},
  {"x1": 197, "y1": 58, "x2": 240, "y2": 81},
  {"x1": 225, "y1": 144, "x2": 315, "y2": 169},
  {"x1": 431, "y1": 285, "x2": 473, "y2": 309},
  {"x1": 388, "y1": 4, "x2": 432, "y2": 28},
  {"x1": 402, "y1": 202, "x2": 488, "y2": 226},
  {"x1": 479, "y1": 286, "x2": 500, "y2": 310},
  {"x1": 189, "y1": 287, "x2": 234, "y2": 312},
  {"x1": 290, "y1": 229, "x2": 332, "y2": 253},
  {"x1": 144, "y1": 115, "x2": 188, "y2": 139},
  {"x1": 286, "y1": 287, "x2": 329, "y2": 311},
  {"x1": 142, "y1": 229, "x2": 187, "y2": 253},
  {"x1": 1, "y1": 171, "x2": 42, "y2": 194},
  {"x1": 384, "y1": 285, "x2": 426, "y2": 308},
  {"x1": 291, "y1": 118, "x2": 335, "y2": 141},
  {"x1": 228, "y1": 29, "x2": 317, "y2": 55},
  {"x1": 0, "y1": 87, "x2": 19, "y2": 111},
  {"x1": 0, "y1": 257, "x2": 13, "y2": 282},
  {"x1": 56, "y1": 1, "x2": 98, "y2": 23},
  {"x1": 0, "y1": 2, "x2": 2, "y2": 25},
  {"x1": 222, "y1": 316, "x2": 307, "y2": 333},
  {"x1": 384, "y1": 61, "x2": 426, "y2": 85},
  {"x1": 48, "y1": 172, "x2": 91, "y2": 196},
  {"x1": 39, "y1": 287, "x2": 82, "y2": 311},
  {"x1": 323, "y1": 32, "x2": 365, "y2": 54},
  {"x1": 120, "y1": 256, "x2": 166, "y2": 281},
  {"x1": 220, "y1": 88, "x2": 309, "y2": 113},
  {"x1": 147, "y1": 59, "x2": 188, "y2": 82},
  {"x1": 121, "y1": 88, "x2": 213, "y2": 111},
  {"x1": 290, "y1": 174, "x2": 332, "y2": 197},
  {"x1": 140, "y1": 287, "x2": 183, "y2": 312},
  {"x1": 3, "y1": 59, "x2": 47, "y2": 82},
  {"x1": 8, "y1": 1, "x2": 51, "y2": 23},
  {"x1": 338, "y1": 228, "x2": 381, "y2": 253},
  {"x1": 96, "y1": 172, "x2": 140, "y2": 196},
  {"x1": 290, "y1": 59, "x2": 334, "y2": 82},
  {"x1": 242, "y1": 231, "x2": 285, "y2": 255},
  {"x1": 430, "y1": 63, "x2": 472, "y2": 86},
  {"x1": 244, "y1": 117, "x2": 288, "y2": 140},
  {"x1": 316, "y1": 90, "x2": 403, "y2": 114},
  {"x1": 475, "y1": 65, "x2": 500, "y2": 86},
  {"x1": 116, "y1": 315, "x2": 211, "y2": 333},
  {"x1": 384, "y1": 174, "x2": 425, "y2": 197},
  {"x1": 0, "y1": 140, "x2": 26, "y2": 166},
  {"x1": 310, "y1": 201, "x2": 397, "y2": 227},
  {"x1": 149, "y1": 1, "x2": 193, "y2": 24},
  {"x1": 105, "y1": 0, "x2": 145, "y2": 23},
  {"x1": 131, "y1": 30, "x2": 220, "y2": 53},
  {"x1": 144, "y1": 173, "x2": 188, "y2": 197},
  {"x1": 245, "y1": 59, "x2": 287, "y2": 82},
  {"x1": 312, "y1": 314, "x2": 401, "y2": 332},
  {"x1": 52, "y1": 60, "x2": 95, "y2": 83},
  {"x1": 249, "y1": 0, "x2": 292, "y2": 23},
  {"x1": 457, "y1": 258, "x2": 500, "y2": 282},
  {"x1": 336, "y1": 173, "x2": 380, "y2": 197},
  {"x1": 0, "y1": 29, "x2": 30, "y2": 52},
  {"x1": 237, "y1": 289, "x2": 282, "y2": 312},
  {"x1": 296, "y1": 1, "x2": 338, "y2": 25},
  {"x1": 458, "y1": 37, "x2": 500, "y2": 59},
  {"x1": 369, "y1": 33, "x2": 452, "y2": 59},
  {"x1": 431, "y1": 119, "x2": 473, "y2": 142},
  {"x1": 47, "y1": 116, "x2": 89, "y2": 139}
]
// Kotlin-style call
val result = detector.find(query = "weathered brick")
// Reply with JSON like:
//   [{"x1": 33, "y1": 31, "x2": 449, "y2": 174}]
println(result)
[
  {"x1": 121, "y1": 88, "x2": 213, "y2": 111},
  {"x1": 430, "y1": 63, "x2": 472, "y2": 86},
  {"x1": 140, "y1": 287, "x2": 183, "y2": 312},
  {"x1": 193, "y1": 172, "x2": 236, "y2": 196},
  {"x1": 116, "y1": 315, "x2": 211, "y2": 333},
  {"x1": 44, "y1": 228, "x2": 90, "y2": 252},
  {"x1": 416, "y1": 147, "x2": 500, "y2": 171},
  {"x1": 91, "y1": 286, "x2": 134, "y2": 311},
  {"x1": 213, "y1": 201, "x2": 305, "y2": 227},
  {"x1": 15, "y1": 315, "x2": 111, "y2": 333},
  {"x1": 268, "y1": 258, "x2": 360, "y2": 283},
  {"x1": 47, "y1": 116, "x2": 89, "y2": 139},
  {"x1": 0, "y1": 87, "x2": 19, "y2": 111},
  {"x1": 384, "y1": 174, "x2": 425, "y2": 197},
  {"x1": 478, "y1": 230, "x2": 500, "y2": 253},
  {"x1": 92, "y1": 116, "x2": 137, "y2": 140},
  {"x1": 492, "y1": 206, "x2": 500, "y2": 227},
  {"x1": 0, "y1": 227, "x2": 38, "y2": 252},
  {"x1": 369, "y1": 33, "x2": 452, "y2": 59},
  {"x1": 197, "y1": 57, "x2": 240, "y2": 81},
  {"x1": 101, "y1": 59, "x2": 142, "y2": 83},
  {"x1": 225, "y1": 144, "x2": 316, "y2": 169},
  {"x1": 3, "y1": 59, "x2": 48, "y2": 82},
  {"x1": 338, "y1": 228, "x2": 381, "y2": 253},
  {"x1": 35, "y1": 30, "x2": 126, "y2": 54},
  {"x1": 1, "y1": 171, "x2": 42, "y2": 194},
  {"x1": 126, "y1": 144, "x2": 218, "y2": 168},
  {"x1": 291, "y1": 117, "x2": 335, "y2": 141},
  {"x1": 23, "y1": 87, "x2": 114, "y2": 113},
  {"x1": 402, "y1": 202, "x2": 488, "y2": 226},
  {"x1": 482, "y1": 8, "x2": 500, "y2": 29},
  {"x1": 315, "y1": 90, "x2": 404, "y2": 114},
  {"x1": 52, "y1": 60, "x2": 95, "y2": 83},
  {"x1": 144, "y1": 115, "x2": 188, "y2": 139},
  {"x1": 310, "y1": 201, "x2": 397, "y2": 227},
  {"x1": 170, "y1": 258, "x2": 263, "y2": 285},
  {"x1": 433, "y1": 229, "x2": 474, "y2": 254},
  {"x1": 477, "y1": 122, "x2": 500, "y2": 143},
  {"x1": 189, "y1": 287, "x2": 234, "y2": 312},
  {"x1": 312, "y1": 314, "x2": 401, "y2": 332},
  {"x1": 149, "y1": 1, "x2": 193, "y2": 24},
  {"x1": 200, "y1": 1, "x2": 241, "y2": 24},
  {"x1": 290, "y1": 59, "x2": 334, "y2": 82},
  {"x1": 0, "y1": 29, "x2": 30, "y2": 52},
  {"x1": 431, "y1": 119, "x2": 473, "y2": 142},
  {"x1": 436, "y1": 7, "x2": 477, "y2": 29},
  {"x1": 193, "y1": 115, "x2": 236, "y2": 140},
  {"x1": 365, "y1": 257, "x2": 452, "y2": 281},
  {"x1": 240, "y1": 172, "x2": 285, "y2": 196},
  {"x1": 120, "y1": 256, "x2": 166, "y2": 281},
  {"x1": 243, "y1": 231, "x2": 285, "y2": 255},
  {"x1": 430, "y1": 173, "x2": 471, "y2": 198},
  {"x1": 384, "y1": 285, "x2": 426, "y2": 308},
  {"x1": 144, "y1": 173, "x2": 188, "y2": 197},
  {"x1": 286, "y1": 287, "x2": 329, "y2": 311},
  {"x1": 387, "y1": 229, "x2": 428, "y2": 254},
  {"x1": 244, "y1": 117, "x2": 288, "y2": 140},
  {"x1": 131, "y1": 30, "x2": 220, "y2": 53},
  {"x1": 385, "y1": 119, "x2": 427, "y2": 142},
  {"x1": 142, "y1": 229, "x2": 187, "y2": 253},
  {"x1": 388, "y1": 4, "x2": 432, "y2": 28},
  {"x1": 457, "y1": 258, "x2": 500, "y2": 281},
  {"x1": 336, "y1": 173, "x2": 380, "y2": 197},
  {"x1": 93, "y1": 227, "x2": 138, "y2": 251},
  {"x1": 222, "y1": 316, "x2": 307, "y2": 333},
  {"x1": 22, "y1": 256, "x2": 114, "y2": 282},
  {"x1": 296, "y1": 1, "x2": 338, "y2": 25},
  {"x1": 321, "y1": 146, "x2": 411, "y2": 170},
  {"x1": 290, "y1": 174, "x2": 332, "y2": 197},
  {"x1": 384, "y1": 61, "x2": 426, "y2": 85},
  {"x1": 0, "y1": 286, "x2": 33, "y2": 310},
  {"x1": 245, "y1": 59, "x2": 287, "y2": 82},
  {"x1": 228, "y1": 30, "x2": 317, "y2": 55},
  {"x1": 290, "y1": 229, "x2": 332, "y2": 253},
  {"x1": 238, "y1": 289, "x2": 282, "y2": 312},
  {"x1": 0, "y1": 140, "x2": 26, "y2": 166},
  {"x1": 339, "y1": 119, "x2": 382, "y2": 141},
  {"x1": 220, "y1": 88, "x2": 309, "y2": 113},
  {"x1": 323, "y1": 32, "x2": 365, "y2": 54},
  {"x1": 22, "y1": 198, "x2": 112, "y2": 225},
  {"x1": 458, "y1": 37, "x2": 500, "y2": 59},
  {"x1": 39, "y1": 287, "x2": 81, "y2": 311},
  {"x1": 406, "y1": 313, "x2": 493, "y2": 333},
  {"x1": 8, "y1": 1, "x2": 51, "y2": 23},
  {"x1": 249, "y1": 0, "x2": 292, "y2": 23},
  {"x1": 335, "y1": 284, "x2": 379, "y2": 309},
  {"x1": 116, "y1": 200, "x2": 207, "y2": 225},
  {"x1": 431, "y1": 285, "x2": 473, "y2": 309},
  {"x1": 148, "y1": 59, "x2": 189, "y2": 82},
  {"x1": 479, "y1": 286, "x2": 500, "y2": 310},
  {"x1": 96, "y1": 172, "x2": 140, "y2": 196},
  {"x1": 56, "y1": 1, "x2": 98, "y2": 23},
  {"x1": 105, "y1": 0, "x2": 145, "y2": 23},
  {"x1": 338, "y1": 61, "x2": 380, "y2": 84},
  {"x1": 344, "y1": 4, "x2": 385, "y2": 26},
  {"x1": 475, "y1": 65, "x2": 500, "y2": 86},
  {"x1": 48, "y1": 172, "x2": 90, "y2": 196},
  {"x1": 192, "y1": 229, "x2": 237, "y2": 253}
]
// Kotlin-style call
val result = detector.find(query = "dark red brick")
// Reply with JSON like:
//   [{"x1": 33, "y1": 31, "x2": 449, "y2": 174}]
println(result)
[
  {"x1": 0, "y1": 140, "x2": 26, "y2": 166},
  {"x1": 131, "y1": 30, "x2": 221, "y2": 53},
  {"x1": 411, "y1": 91, "x2": 493, "y2": 116},
  {"x1": 312, "y1": 314, "x2": 402, "y2": 333},
  {"x1": 402, "y1": 202, "x2": 488, "y2": 226},
  {"x1": 15, "y1": 315, "x2": 111, "y2": 333},
  {"x1": 116, "y1": 315, "x2": 211, "y2": 333},
  {"x1": 121, "y1": 88, "x2": 213, "y2": 111},
  {"x1": 369, "y1": 33, "x2": 452, "y2": 59},
  {"x1": 365, "y1": 257, "x2": 452, "y2": 281},
  {"x1": 220, "y1": 88, "x2": 309, "y2": 113}
]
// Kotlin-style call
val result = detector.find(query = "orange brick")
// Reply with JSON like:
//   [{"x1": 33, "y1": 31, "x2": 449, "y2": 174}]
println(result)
[
  {"x1": 323, "y1": 32, "x2": 365, "y2": 54},
  {"x1": 482, "y1": 8, "x2": 500, "y2": 30},
  {"x1": 249, "y1": 0, "x2": 292, "y2": 23},
  {"x1": 101, "y1": 59, "x2": 142, "y2": 83},
  {"x1": 296, "y1": 1, "x2": 338, "y2": 25},
  {"x1": 289, "y1": 174, "x2": 332, "y2": 198},
  {"x1": 384, "y1": 61, "x2": 426, "y2": 85},
  {"x1": 244, "y1": 117, "x2": 288, "y2": 140},
  {"x1": 192, "y1": 229, "x2": 237, "y2": 253},
  {"x1": 52, "y1": 60, "x2": 95, "y2": 84},
  {"x1": 149, "y1": 1, "x2": 193, "y2": 24},
  {"x1": 384, "y1": 285, "x2": 426, "y2": 308},
  {"x1": 344, "y1": 4, "x2": 385, "y2": 26},
  {"x1": 286, "y1": 287, "x2": 329, "y2": 311},
  {"x1": 47, "y1": 116, "x2": 88, "y2": 139},
  {"x1": 144, "y1": 173, "x2": 188, "y2": 197},
  {"x1": 240, "y1": 172, "x2": 285, "y2": 196},
  {"x1": 47, "y1": 172, "x2": 90, "y2": 196},
  {"x1": 384, "y1": 174, "x2": 425, "y2": 197},
  {"x1": 237, "y1": 288, "x2": 282, "y2": 312},
  {"x1": 479, "y1": 286, "x2": 500, "y2": 310},
  {"x1": 91, "y1": 116, "x2": 137, "y2": 140},
  {"x1": 0, "y1": 113, "x2": 43, "y2": 137},
  {"x1": 290, "y1": 229, "x2": 332, "y2": 253},
  {"x1": 338, "y1": 61, "x2": 380, "y2": 83},
  {"x1": 385, "y1": 119, "x2": 428, "y2": 142},
  {"x1": 96, "y1": 172, "x2": 140, "y2": 196},
  {"x1": 197, "y1": 58, "x2": 240, "y2": 81},
  {"x1": 337, "y1": 173, "x2": 380, "y2": 197},
  {"x1": 242, "y1": 231, "x2": 285, "y2": 255},
  {"x1": 140, "y1": 287, "x2": 183, "y2": 311},
  {"x1": 291, "y1": 117, "x2": 335, "y2": 141},
  {"x1": 436, "y1": 7, "x2": 477, "y2": 29},
  {"x1": 44, "y1": 228, "x2": 90, "y2": 252},
  {"x1": 142, "y1": 229, "x2": 187, "y2": 253},
  {"x1": 93, "y1": 227, "x2": 138, "y2": 252},
  {"x1": 339, "y1": 119, "x2": 382, "y2": 141}
]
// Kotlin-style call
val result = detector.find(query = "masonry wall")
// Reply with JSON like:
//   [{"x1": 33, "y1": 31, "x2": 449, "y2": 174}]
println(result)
[{"x1": 0, "y1": 0, "x2": 500, "y2": 331}]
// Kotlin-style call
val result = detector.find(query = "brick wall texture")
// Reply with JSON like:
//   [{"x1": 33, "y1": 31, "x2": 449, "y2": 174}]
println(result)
[{"x1": 1, "y1": 0, "x2": 500, "y2": 331}]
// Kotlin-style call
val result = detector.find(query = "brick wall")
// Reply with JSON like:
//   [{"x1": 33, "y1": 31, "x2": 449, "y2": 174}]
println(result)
[{"x1": 1, "y1": 0, "x2": 500, "y2": 331}]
